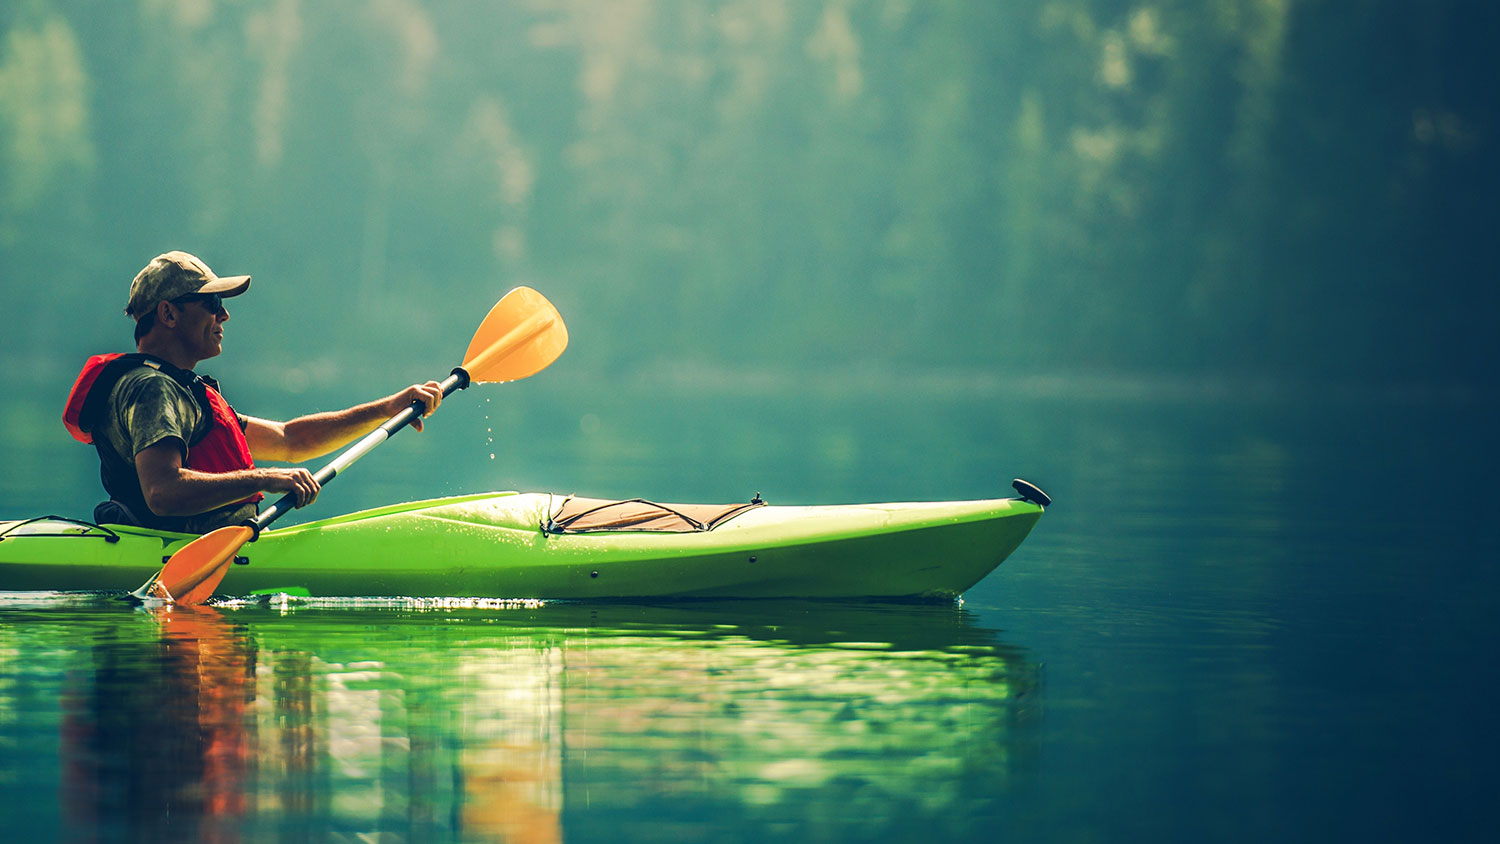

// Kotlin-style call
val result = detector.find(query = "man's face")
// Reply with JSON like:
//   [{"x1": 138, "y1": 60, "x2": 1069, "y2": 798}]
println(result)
[{"x1": 169, "y1": 294, "x2": 230, "y2": 359}]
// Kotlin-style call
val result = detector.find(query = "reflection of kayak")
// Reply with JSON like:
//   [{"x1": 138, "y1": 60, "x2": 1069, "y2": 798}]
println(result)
[
  {"x1": 0, "y1": 486, "x2": 1046, "y2": 599},
  {"x1": 9, "y1": 596, "x2": 1040, "y2": 840}
]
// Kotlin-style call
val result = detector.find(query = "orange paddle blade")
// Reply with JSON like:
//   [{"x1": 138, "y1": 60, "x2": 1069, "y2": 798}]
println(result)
[
  {"x1": 461, "y1": 287, "x2": 568, "y2": 384},
  {"x1": 149, "y1": 525, "x2": 254, "y2": 604}
]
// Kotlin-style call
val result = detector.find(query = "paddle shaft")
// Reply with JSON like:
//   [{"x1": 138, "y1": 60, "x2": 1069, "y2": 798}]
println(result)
[{"x1": 252, "y1": 367, "x2": 471, "y2": 533}]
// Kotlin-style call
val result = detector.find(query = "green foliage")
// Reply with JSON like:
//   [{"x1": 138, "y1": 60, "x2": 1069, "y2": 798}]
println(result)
[{"x1": 1, "y1": 0, "x2": 1494, "y2": 389}]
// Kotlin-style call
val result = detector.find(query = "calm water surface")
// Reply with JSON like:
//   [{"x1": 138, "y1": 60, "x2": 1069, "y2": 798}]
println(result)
[
  {"x1": 2, "y1": 598, "x2": 1034, "y2": 842},
  {"x1": 1, "y1": 384, "x2": 1494, "y2": 842}
]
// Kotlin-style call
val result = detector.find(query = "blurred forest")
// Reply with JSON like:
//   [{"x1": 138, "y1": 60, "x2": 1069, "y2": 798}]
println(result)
[{"x1": 1, "y1": 0, "x2": 1495, "y2": 393}]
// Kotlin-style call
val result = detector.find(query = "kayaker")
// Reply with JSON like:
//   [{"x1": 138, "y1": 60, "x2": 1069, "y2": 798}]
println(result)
[{"x1": 63, "y1": 251, "x2": 444, "y2": 533}]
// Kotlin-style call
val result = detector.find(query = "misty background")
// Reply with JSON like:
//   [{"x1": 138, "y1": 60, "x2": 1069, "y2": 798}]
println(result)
[{"x1": 1, "y1": 0, "x2": 1495, "y2": 517}]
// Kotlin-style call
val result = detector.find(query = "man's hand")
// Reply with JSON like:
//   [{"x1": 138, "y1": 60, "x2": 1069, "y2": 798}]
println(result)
[
  {"x1": 387, "y1": 381, "x2": 444, "y2": 432},
  {"x1": 260, "y1": 467, "x2": 321, "y2": 508}
]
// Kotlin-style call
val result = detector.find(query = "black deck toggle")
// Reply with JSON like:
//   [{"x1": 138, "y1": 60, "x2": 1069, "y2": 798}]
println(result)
[{"x1": 1011, "y1": 479, "x2": 1051, "y2": 508}]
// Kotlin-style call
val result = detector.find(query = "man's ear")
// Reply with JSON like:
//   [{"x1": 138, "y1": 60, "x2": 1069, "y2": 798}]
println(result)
[{"x1": 156, "y1": 299, "x2": 178, "y2": 327}]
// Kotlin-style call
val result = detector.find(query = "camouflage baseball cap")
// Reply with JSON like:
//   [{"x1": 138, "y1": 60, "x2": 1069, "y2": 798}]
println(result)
[{"x1": 125, "y1": 251, "x2": 252, "y2": 319}]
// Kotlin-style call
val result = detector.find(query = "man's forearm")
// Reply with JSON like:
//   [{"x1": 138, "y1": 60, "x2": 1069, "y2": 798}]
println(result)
[
  {"x1": 246, "y1": 383, "x2": 442, "y2": 464},
  {"x1": 277, "y1": 398, "x2": 398, "y2": 462},
  {"x1": 141, "y1": 467, "x2": 282, "y2": 517}
]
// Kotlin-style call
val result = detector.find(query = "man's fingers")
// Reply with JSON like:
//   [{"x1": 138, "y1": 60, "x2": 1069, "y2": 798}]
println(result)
[
  {"x1": 292, "y1": 470, "x2": 320, "y2": 508},
  {"x1": 402, "y1": 381, "x2": 443, "y2": 431},
  {"x1": 419, "y1": 381, "x2": 443, "y2": 415},
  {"x1": 389, "y1": 382, "x2": 443, "y2": 426},
  {"x1": 262, "y1": 468, "x2": 321, "y2": 507}
]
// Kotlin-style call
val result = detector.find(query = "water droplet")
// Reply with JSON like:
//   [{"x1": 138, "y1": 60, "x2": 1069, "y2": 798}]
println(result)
[{"x1": 489, "y1": 453, "x2": 496, "y2": 460}]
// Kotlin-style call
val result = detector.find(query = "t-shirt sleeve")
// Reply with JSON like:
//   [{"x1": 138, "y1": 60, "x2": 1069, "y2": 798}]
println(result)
[{"x1": 111, "y1": 371, "x2": 199, "y2": 459}]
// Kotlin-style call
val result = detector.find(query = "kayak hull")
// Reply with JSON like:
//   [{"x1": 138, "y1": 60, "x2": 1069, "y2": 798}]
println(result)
[{"x1": 0, "y1": 492, "x2": 1043, "y2": 600}]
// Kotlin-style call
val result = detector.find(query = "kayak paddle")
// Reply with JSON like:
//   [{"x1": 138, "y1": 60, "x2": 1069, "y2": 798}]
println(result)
[{"x1": 131, "y1": 286, "x2": 568, "y2": 604}]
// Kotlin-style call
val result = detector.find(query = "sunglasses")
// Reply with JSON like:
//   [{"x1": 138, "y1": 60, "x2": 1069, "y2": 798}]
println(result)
[{"x1": 171, "y1": 292, "x2": 226, "y2": 317}]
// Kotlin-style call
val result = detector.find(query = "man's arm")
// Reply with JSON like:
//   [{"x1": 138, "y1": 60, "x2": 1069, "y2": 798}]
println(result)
[
  {"x1": 135, "y1": 440, "x2": 321, "y2": 517},
  {"x1": 243, "y1": 382, "x2": 444, "y2": 463}
]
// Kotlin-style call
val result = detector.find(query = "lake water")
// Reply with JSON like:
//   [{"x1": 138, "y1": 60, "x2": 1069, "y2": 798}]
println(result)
[{"x1": 1, "y1": 375, "x2": 1493, "y2": 842}]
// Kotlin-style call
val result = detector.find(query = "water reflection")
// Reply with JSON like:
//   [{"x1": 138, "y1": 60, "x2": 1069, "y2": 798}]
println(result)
[
  {"x1": 58, "y1": 605, "x2": 255, "y2": 843},
  {"x1": 555, "y1": 605, "x2": 1041, "y2": 841},
  {"x1": 1, "y1": 598, "x2": 1039, "y2": 842}
]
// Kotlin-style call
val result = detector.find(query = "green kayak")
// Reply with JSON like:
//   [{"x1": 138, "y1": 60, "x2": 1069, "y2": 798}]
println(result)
[{"x1": 0, "y1": 484, "x2": 1047, "y2": 600}]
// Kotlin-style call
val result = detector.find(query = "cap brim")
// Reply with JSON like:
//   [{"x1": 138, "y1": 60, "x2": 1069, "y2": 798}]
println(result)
[{"x1": 198, "y1": 275, "x2": 251, "y2": 297}]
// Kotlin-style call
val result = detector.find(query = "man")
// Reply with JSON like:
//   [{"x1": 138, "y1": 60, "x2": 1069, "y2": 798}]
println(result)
[{"x1": 64, "y1": 251, "x2": 443, "y2": 533}]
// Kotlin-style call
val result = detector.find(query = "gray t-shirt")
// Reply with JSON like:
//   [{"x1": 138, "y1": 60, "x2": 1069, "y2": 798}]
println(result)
[{"x1": 99, "y1": 366, "x2": 258, "y2": 532}]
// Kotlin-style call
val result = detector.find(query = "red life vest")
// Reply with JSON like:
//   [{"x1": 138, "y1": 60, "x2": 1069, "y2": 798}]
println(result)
[{"x1": 64, "y1": 354, "x2": 263, "y2": 524}]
